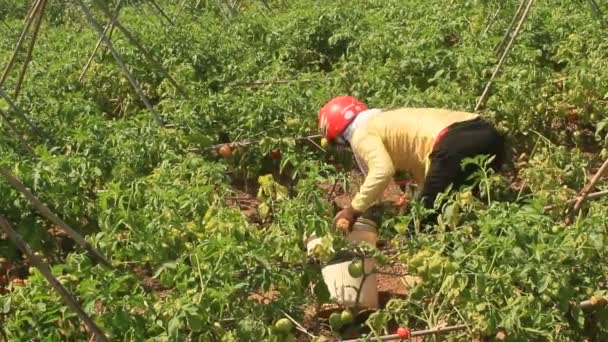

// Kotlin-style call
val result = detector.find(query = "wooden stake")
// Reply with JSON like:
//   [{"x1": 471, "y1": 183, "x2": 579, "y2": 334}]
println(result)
[
  {"x1": 0, "y1": 108, "x2": 38, "y2": 157},
  {"x1": 568, "y1": 158, "x2": 608, "y2": 221},
  {"x1": 13, "y1": 0, "x2": 48, "y2": 98},
  {"x1": 0, "y1": 167, "x2": 113, "y2": 269},
  {"x1": 174, "y1": 0, "x2": 188, "y2": 21},
  {"x1": 0, "y1": 86, "x2": 44, "y2": 138},
  {"x1": 475, "y1": 0, "x2": 534, "y2": 112},
  {"x1": 543, "y1": 189, "x2": 608, "y2": 212},
  {"x1": 0, "y1": 0, "x2": 42, "y2": 87},
  {"x1": 580, "y1": 295, "x2": 608, "y2": 309},
  {"x1": 146, "y1": 0, "x2": 175, "y2": 26},
  {"x1": 0, "y1": 216, "x2": 109, "y2": 342},
  {"x1": 77, "y1": 0, "x2": 165, "y2": 126},
  {"x1": 342, "y1": 324, "x2": 469, "y2": 342},
  {"x1": 494, "y1": 0, "x2": 527, "y2": 56},
  {"x1": 89, "y1": 0, "x2": 186, "y2": 96},
  {"x1": 79, "y1": 0, "x2": 123, "y2": 83},
  {"x1": 202, "y1": 134, "x2": 322, "y2": 151}
]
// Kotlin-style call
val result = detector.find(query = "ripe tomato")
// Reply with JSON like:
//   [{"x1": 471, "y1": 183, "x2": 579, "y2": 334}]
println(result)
[
  {"x1": 397, "y1": 326, "x2": 410, "y2": 339},
  {"x1": 396, "y1": 195, "x2": 407, "y2": 207},
  {"x1": 270, "y1": 149, "x2": 281, "y2": 160},
  {"x1": 11, "y1": 278, "x2": 25, "y2": 286},
  {"x1": 218, "y1": 144, "x2": 233, "y2": 158}
]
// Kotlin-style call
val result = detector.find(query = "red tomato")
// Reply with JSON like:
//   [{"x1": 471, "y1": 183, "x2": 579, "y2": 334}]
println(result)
[
  {"x1": 396, "y1": 195, "x2": 407, "y2": 207},
  {"x1": 11, "y1": 278, "x2": 25, "y2": 286},
  {"x1": 397, "y1": 327, "x2": 410, "y2": 339},
  {"x1": 270, "y1": 149, "x2": 281, "y2": 160}
]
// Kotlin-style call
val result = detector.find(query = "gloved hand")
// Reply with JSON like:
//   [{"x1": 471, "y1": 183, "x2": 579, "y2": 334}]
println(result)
[{"x1": 334, "y1": 207, "x2": 362, "y2": 233}]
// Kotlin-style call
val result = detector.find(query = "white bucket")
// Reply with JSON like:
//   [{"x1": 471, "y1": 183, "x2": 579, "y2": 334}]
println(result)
[{"x1": 305, "y1": 218, "x2": 379, "y2": 308}]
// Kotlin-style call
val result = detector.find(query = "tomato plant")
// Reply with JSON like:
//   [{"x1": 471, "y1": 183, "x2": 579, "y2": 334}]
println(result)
[{"x1": 1, "y1": 0, "x2": 608, "y2": 340}]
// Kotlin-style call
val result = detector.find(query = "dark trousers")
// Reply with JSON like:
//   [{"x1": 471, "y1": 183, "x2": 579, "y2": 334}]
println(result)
[{"x1": 418, "y1": 117, "x2": 505, "y2": 223}]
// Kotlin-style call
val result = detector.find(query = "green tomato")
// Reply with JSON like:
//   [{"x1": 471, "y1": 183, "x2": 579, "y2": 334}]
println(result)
[
  {"x1": 286, "y1": 118, "x2": 301, "y2": 129},
  {"x1": 348, "y1": 260, "x2": 364, "y2": 278},
  {"x1": 274, "y1": 318, "x2": 293, "y2": 333},
  {"x1": 329, "y1": 312, "x2": 343, "y2": 330},
  {"x1": 341, "y1": 310, "x2": 354, "y2": 325}
]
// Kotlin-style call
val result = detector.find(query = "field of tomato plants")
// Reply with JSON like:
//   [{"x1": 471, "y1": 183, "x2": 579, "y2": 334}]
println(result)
[{"x1": 1, "y1": 0, "x2": 608, "y2": 341}]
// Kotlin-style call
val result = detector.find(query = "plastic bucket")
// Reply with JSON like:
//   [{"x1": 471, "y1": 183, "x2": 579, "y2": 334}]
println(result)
[{"x1": 305, "y1": 218, "x2": 379, "y2": 308}]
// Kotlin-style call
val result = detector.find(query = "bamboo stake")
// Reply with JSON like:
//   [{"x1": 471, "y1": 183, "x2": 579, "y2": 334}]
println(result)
[
  {"x1": 79, "y1": 0, "x2": 123, "y2": 83},
  {"x1": 0, "y1": 108, "x2": 38, "y2": 157},
  {"x1": 342, "y1": 324, "x2": 469, "y2": 342},
  {"x1": 174, "y1": 0, "x2": 188, "y2": 21},
  {"x1": 77, "y1": 0, "x2": 165, "y2": 126},
  {"x1": 579, "y1": 295, "x2": 608, "y2": 309},
  {"x1": 146, "y1": 0, "x2": 175, "y2": 25},
  {"x1": 0, "y1": 86, "x2": 43, "y2": 138},
  {"x1": 568, "y1": 158, "x2": 608, "y2": 221},
  {"x1": 483, "y1": 6, "x2": 502, "y2": 35},
  {"x1": 494, "y1": 0, "x2": 527, "y2": 56},
  {"x1": 0, "y1": 167, "x2": 113, "y2": 269},
  {"x1": 89, "y1": 0, "x2": 186, "y2": 96},
  {"x1": 230, "y1": 78, "x2": 321, "y2": 88},
  {"x1": 587, "y1": 0, "x2": 608, "y2": 27},
  {"x1": 0, "y1": 215, "x2": 109, "y2": 342},
  {"x1": 13, "y1": 0, "x2": 47, "y2": 98},
  {"x1": 543, "y1": 189, "x2": 608, "y2": 211},
  {"x1": 1, "y1": 19, "x2": 11, "y2": 31},
  {"x1": 475, "y1": 0, "x2": 534, "y2": 112},
  {"x1": 0, "y1": 0, "x2": 42, "y2": 87},
  {"x1": 201, "y1": 134, "x2": 322, "y2": 151}
]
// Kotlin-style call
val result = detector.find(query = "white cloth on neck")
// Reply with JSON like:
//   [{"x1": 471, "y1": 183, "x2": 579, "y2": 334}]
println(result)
[{"x1": 341, "y1": 108, "x2": 382, "y2": 175}]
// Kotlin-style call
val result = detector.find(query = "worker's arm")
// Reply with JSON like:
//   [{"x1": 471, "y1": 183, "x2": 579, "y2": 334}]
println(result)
[{"x1": 350, "y1": 134, "x2": 395, "y2": 212}]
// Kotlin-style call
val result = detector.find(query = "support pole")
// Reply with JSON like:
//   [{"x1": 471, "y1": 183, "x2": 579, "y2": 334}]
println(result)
[
  {"x1": 0, "y1": 86, "x2": 43, "y2": 138},
  {"x1": 89, "y1": 0, "x2": 186, "y2": 96},
  {"x1": 475, "y1": 0, "x2": 534, "y2": 112},
  {"x1": 0, "y1": 167, "x2": 113, "y2": 269},
  {"x1": 494, "y1": 0, "x2": 526, "y2": 56},
  {"x1": 0, "y1": 215, "x2": 109, "y2": 342},
  {"x1": 568, "y1": 158, "x2": 608, "y2": 222},
  {"x1": 79, "y1": 0, "x2": 123, "y2": 83},
  {"x1": 0, "y1": 108, "x2": 38, "y2": 157},
  {"x1": 76, "y1": 0, "x2": 165, "y2": 126},
  {"x1": 13, "y1": 0, "x2": 48, "y2": 98},
  {"x1": 0, "y1": 0, "x2": 43, "y2": 87},
  {"x1": 147, "y1": 0, "x2": 175, "y2": 26}
]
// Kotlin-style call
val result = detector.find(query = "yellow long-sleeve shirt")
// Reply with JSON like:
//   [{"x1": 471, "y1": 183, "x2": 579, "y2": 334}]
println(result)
[{"x1": 349, "y1": 107, "x2": 479, "y2": 212}]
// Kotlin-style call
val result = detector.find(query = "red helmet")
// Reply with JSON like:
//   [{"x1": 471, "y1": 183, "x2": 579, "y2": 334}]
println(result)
[{"x1": 318, "y1": 96, "x2": 368, "y2": 141}]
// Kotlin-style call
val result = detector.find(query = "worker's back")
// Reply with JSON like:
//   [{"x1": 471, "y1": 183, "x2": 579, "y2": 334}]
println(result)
[{"x1": 351, "y1": 107, "x2": 479, "y2": 183}]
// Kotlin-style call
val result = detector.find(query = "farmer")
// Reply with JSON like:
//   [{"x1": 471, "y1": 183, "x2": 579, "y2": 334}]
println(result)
[{"x1": 318, "y1": 96, "x2": 505, "y2": 231}]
